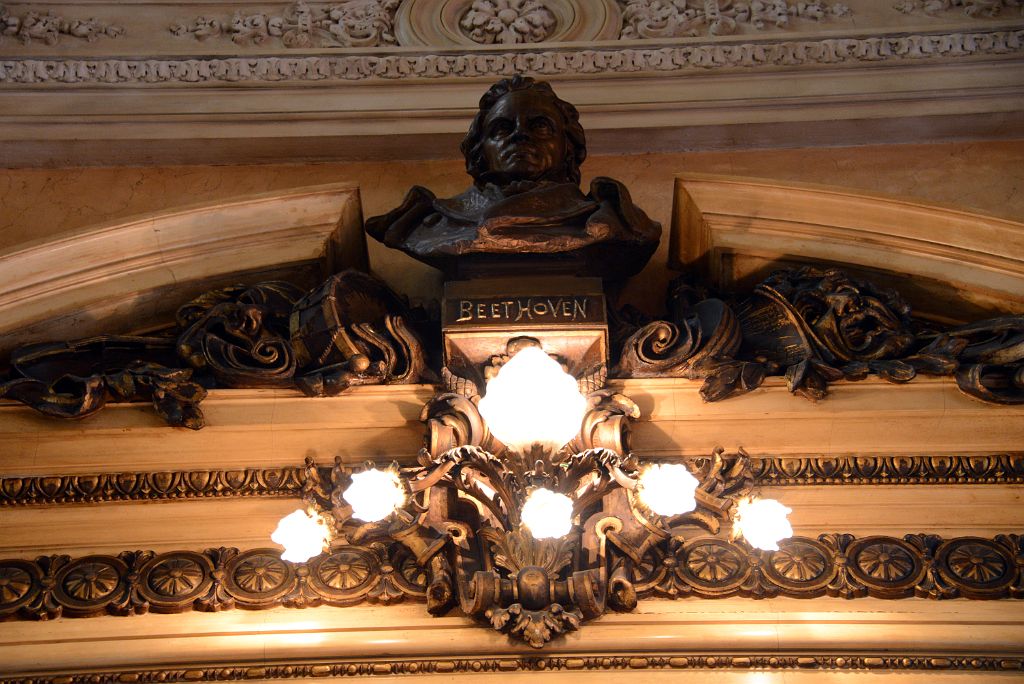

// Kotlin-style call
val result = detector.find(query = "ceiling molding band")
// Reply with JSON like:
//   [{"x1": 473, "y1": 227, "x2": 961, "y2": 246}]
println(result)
[
  {"x1": 1, "y1": 29, "x2": 1021, "y2": 85},
  {"x1": 2, "y1": 651, "x2": 1022, "y2": 682},
  {"x1": 1, "y1": 533, "x2": 1021, "y2": 624},
  {"x1": 3, "y1": 454, "x2": 1022, "y2": 507}
]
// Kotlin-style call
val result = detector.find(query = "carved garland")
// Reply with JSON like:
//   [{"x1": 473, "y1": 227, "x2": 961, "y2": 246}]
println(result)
[
  {"x1": 2, "y1": 652, "x2": 1022, "y2": 682},
  {"x1": 0, "y1": 4, "x2": 123, "y2": 45},
  {"x1": 1, "y1": 29, "x2": 1020, "y2": 84},
  {"x1": 0, "y1": 534, "x2": 1020, "y2": 623},
  {"x1": 894, "y1": 0, "x2": 1023, "y2": 18},
  {"x1": 619, "y1": 0, "x2": 852, "y2": 39},
  {"x1": 170, "y1": 0, "x2": 400, "y2": 48},
  {"x1": 2, "y1": 454, "x2": 1022, "y2": 506}
]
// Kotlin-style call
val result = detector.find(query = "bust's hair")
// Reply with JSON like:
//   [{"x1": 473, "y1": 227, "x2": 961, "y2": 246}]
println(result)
[{"x1": 461, "y1": 75, "x2": 587, "y2": 186}]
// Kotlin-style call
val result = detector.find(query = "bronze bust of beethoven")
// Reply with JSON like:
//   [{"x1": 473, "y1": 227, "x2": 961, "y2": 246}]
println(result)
[{"x1": 366, "y1": 75, "x2": 661, "y2": 280}]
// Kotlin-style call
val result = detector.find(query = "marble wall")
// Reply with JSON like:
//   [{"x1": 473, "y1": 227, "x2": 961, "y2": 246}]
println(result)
[{"x1": 2, "y1": 140, "x2": 1022, "y2": 313}]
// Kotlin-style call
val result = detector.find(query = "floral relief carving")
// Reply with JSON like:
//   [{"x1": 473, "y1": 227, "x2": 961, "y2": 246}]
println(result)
[
  {"x1": 769, "y1": 541, "x2": 829, "y2": 582},
  {"x1": 170, "y1": 0, "x2": 399, "y2": 48},
  {"x1": 0, "y1": 564, "x2": 33, "y2": 605},
  {"x1": 0, "y1": 5, "x2": 123, "y2": 45},
  {"x1": 146, "y1": 558, "x2": 205, "y2": 599},
  {"x1": 60, "y1": 561, "x2": 121, "y2": 602},
  {"x1": 848, "y1": 540, "x2": 923, "y2": 592},
  {"x1": 947, "y1": 544, "x2": 1007, "y2": 583},
  {"x1": 939, "y1": 539, "x2": 1014, "y2": 591},
  {"x1": 460, "y1": 0, "x2": 557, "y2": 44},
  {"x1": 0, "y1": 535, "x2": 1018, "y2": 623},
  {"x1": 316, "y1": 550, "x2": 374, "y2": 590},
  {"x1": 229, "y1": 553, "x2": 291, "y2": 595},
  {"x1": 894, "y1": 0, "x2": 1022, "y2": 18},
  {"x1": 855, "y1": 543, "x2": 915, "y2": 581},
  {"x1": 682, "y1": 540, "x2": 748, "y2": 586},
  {"x1": 619, "y1": 0, "x2": 851, "y2": 39}
]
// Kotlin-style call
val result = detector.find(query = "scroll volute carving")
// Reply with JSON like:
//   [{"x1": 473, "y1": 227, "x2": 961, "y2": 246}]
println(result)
[
  {"x1": 420, "y1": 393, "x2": 498, "y2": 458},
  {"x1": 177, "y1": 281, "x2": 304, "y2": 388},
  {"x1": 2, "y1": 269, "x2": 428, "y2": 427},
  {"x1": 613, "y1": 280, "x2": 765, "y2": 401},
  {"x1": 949, "y1": 317, "x2": 1024, "y2": 404},
  {"x1": 610, "y1": 264, "x2": 1023, "y2": 405},
  {"x1": 569, "y1": 389, "x2": 639, "y2": 456},
  {"x1": 0, "y1": 337, "x2": 207, "y2": 429},
  {"x1": 291, "y1": 270, "x2": 428, "y2": 397}
]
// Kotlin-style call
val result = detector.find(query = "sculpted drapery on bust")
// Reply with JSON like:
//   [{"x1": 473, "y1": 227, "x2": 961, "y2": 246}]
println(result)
[{"x1": 365, "y1": 75, "x2": 661, "y2": 279}]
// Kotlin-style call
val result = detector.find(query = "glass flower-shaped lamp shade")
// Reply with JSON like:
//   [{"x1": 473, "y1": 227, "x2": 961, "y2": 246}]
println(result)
[
  {"x1": 520, "y1": 488, "x2": 573, "y2": 539},
  {"x1": 734, "y1": 498, "x2": 793, "y2": 551},
  {"x1": 477, "y1": 346, "x2": 588, "y2": 454},
  {"x1": 637, "y1": 463, "x2": 699, "y2": 517},
  {"x1": 343, "y1": 468, "x2": 407, "y2": 522},
  {"x1": 271, "y1": 509, "x2": 330, "y2": 563}
]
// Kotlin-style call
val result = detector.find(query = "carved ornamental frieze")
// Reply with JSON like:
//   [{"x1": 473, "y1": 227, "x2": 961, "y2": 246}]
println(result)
[
  {"x1": 1, "y1": 533, "x2": 1020, "y2": 622},
  {"x1": 4, "y1": 0, "x2": 1021, "y2": 59},
  {"x1": 0, "y1": 4, "x2": 123, "y2": 45},
  {"x1": 170, "y1": 0, "x2": 400, "y2": 48}
]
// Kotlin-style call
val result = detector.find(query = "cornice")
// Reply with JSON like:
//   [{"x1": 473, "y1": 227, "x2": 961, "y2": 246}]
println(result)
[
  {"x1": 2, "y1": 28, "x2": 1021, "y2": 84},
  {"x1": 0, "y1": 534, "x2": 1021, "y2": 625},
  {"x1": 2, "y1": 454, "x2": 1022, "y2": 507},
  {"x1": 2, "y1": 651, "x2": 1021, "y2": 681},
  {"x1": 2, "y1": 0, "x2": 1022, "y2": 164}
]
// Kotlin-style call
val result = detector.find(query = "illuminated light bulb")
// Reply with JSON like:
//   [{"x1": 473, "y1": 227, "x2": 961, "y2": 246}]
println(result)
[
  {"x1": 343, "y1": 468, "x2": 406, "y2": 522},
  {"x1": 734, "y1": 498, "x2": 793, "y2": 551},
  {"x1": 477, "y1": 346, "x2": 588, "y2": 454},
  {"x1": 637, "y1": 463, "x2": 698, "y2": 517},
  {"x1": 520, "y1": 488, "x2": 573, "y2": 539},
  {"x1": 271, "y1": 509, "x2": 329, "y2": 563}
]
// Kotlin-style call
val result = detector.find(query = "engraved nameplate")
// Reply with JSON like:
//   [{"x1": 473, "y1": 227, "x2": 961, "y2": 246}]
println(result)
[{"x1": 444, "y1": 295, "x2": 604, "y2": 328}]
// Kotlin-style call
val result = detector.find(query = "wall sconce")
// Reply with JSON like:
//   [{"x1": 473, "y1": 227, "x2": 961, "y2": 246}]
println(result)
[{"x1": 273, "y1": 336, "x2": 794, "y2": 647}]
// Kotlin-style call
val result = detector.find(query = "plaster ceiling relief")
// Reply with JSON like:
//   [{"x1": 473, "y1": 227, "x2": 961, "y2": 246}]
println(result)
[
  {"x1": 0, "y1": 3, "x2": 123, "y2": 45},
  {"x1": 394, "y1": 0, "x2": 622, "y2": 46},
  {"x1": 1, "y1": 0, "x2": 1018, "y2": 57},
  {"x1": 618, "y1": 0, "x2": 852, "y2": 39},
  {"x1": 169, "y1": 0, "x2": 401, "y2": 49}
]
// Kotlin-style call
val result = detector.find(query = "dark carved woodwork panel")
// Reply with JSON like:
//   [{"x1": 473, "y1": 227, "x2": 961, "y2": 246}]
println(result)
[
  {"x1": 1, "y1": 534, "x2": 1019, "y2": 622},
  {"x1": 611, "y1": 267, "x2": 1024, "y2": 405},
  {"x1": 0, "y1": 271, "x2": 428, "y2": 429}
]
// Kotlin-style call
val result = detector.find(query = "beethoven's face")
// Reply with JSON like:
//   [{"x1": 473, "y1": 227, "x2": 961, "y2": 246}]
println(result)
[{"x1": 479, "y1": 89, "x2": 568, "y2": 185}]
